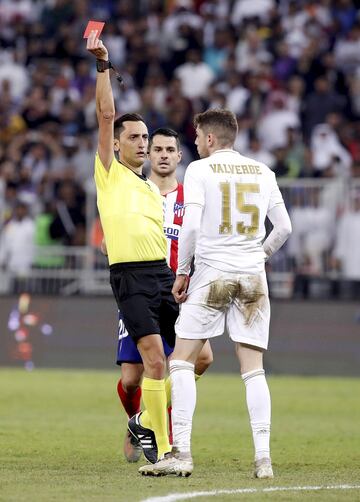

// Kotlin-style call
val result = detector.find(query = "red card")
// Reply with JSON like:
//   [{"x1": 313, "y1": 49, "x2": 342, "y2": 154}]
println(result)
[{"x1": 83, "y1": 20, "x2": 105, "y2": 39}]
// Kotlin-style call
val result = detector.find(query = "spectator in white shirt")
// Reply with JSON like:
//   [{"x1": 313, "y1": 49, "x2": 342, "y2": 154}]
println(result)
[
  {"x1": 235, "y1": 27, "x2": 272, "y2": 74},
  {"x1": 231, "y1": 0, "x2": 275, "y2": 26},
  {"x1": 0, "y1": 201, "x2": 35, "y2": 275},
  {"x1": 243, "y1": 133, "x2": 275, "y2": 168},
  {"x1": 310, "y1": 124, "x2": 352, "y2": 178},
  {"x1": 332, "y1": 190, "x2": 360, "y2": 293},
  {"x1": 175, "y1": 49, "x2": 215, "y2": 100},
  {"x1": 288, "y1": 188, "x2": 334, "y2": 298},
  {"x1": 334, "y1": 24, "x2": 360, "y2": 74},
  {"x1": 257, "y1": 91, "x2": 300, "y2": 150},
  {"x1": 0, "y1": 50, "x2": 29, "y2": 101}
]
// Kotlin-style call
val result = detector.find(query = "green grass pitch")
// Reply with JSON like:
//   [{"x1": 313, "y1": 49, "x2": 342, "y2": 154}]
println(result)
[{"x1": 0, "y1": 369, "x2": 360, "y2": 502}]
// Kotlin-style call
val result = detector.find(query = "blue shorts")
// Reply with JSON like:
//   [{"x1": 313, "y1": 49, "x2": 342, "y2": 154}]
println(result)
[{"x1": 116, "y1": 311, "x2": 173, "y2": 365}]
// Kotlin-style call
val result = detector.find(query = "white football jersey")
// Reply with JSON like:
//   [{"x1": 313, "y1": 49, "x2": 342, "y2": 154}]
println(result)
[{"x1": 184, "y1": 149, "x2": 285, "y2": 274}]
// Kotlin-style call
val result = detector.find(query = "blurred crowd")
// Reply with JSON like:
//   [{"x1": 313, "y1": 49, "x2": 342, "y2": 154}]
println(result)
[{"x1": 0, "y1": 0, "x2": 360, "y2": 295}]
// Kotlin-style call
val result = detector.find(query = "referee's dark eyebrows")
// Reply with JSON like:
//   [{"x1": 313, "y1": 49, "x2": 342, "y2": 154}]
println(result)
[{"x1": 129, "y1": 133, "x2": 149, "y2": 139}]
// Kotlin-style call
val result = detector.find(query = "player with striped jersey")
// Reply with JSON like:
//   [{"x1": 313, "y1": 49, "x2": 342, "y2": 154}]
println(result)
[
  {"x1": 163, "y1": 180, "x2": 184, "y2": 274},
  {"x1": 139, "y1": 110, "x2": 292, "y2": 478}
]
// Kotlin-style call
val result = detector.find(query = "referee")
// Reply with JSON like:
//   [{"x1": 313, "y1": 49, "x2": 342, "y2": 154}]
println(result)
[{"x1": 86, "y1": 31, "x2": 177, "y2": 463}]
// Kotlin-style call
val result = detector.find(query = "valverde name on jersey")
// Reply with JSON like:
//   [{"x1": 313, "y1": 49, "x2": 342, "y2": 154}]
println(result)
[{"x1": 210, "y1": 163, "x2": 263, "y2": 175}]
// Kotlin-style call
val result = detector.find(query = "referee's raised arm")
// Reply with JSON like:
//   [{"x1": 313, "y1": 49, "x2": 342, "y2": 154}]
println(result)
[{"x1": 86, "y1": 30, "x2": 115, "y2": 171}]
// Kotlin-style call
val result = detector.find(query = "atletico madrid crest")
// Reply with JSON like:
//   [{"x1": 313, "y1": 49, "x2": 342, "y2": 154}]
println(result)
[{"x1": 174, "y1": 202, "x2": 185, "y2": 218}]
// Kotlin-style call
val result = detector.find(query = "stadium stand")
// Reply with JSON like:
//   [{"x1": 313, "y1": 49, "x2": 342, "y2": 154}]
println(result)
[{"x1": 0, "y1": 0, "x2": 359, "y2": 299}]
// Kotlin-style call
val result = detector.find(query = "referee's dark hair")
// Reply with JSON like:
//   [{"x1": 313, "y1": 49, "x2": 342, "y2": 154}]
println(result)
[
  {"x1": 194, "y1": 109, "x2": 238, "y2": 147},
  {"x1": 114, "y1": 113, "x2": 145, "y2": 137},
  {"x1": 149, "y1": 127, "x2": 180, "y2": 151}
]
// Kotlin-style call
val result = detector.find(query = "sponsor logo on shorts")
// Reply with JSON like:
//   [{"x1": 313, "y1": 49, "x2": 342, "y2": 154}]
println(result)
[{"x1": 118, "y1": 317, "x2": 129, "y2": 340}]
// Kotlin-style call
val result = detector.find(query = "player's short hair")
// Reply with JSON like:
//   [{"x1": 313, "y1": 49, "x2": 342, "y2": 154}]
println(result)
[
  {"x1": 114, "y1": 113, "x2": 145, "y2": 137},
  {"x1": 149, "y1": 127, "x2": 180, "y2": 151},
  {"x1": 194, "y1": 109, "x2": 238, "y2": 147}
]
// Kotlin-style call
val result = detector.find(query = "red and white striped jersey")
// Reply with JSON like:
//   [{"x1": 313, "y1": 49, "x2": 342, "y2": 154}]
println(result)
[{"x1": 163, "y1": 184, "x2": 184, "y2": 273}]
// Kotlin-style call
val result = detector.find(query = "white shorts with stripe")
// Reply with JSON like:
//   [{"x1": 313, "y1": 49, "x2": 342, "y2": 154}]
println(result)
[{"x1": 175, "y1": 263, "x2": 270, "y2": 349}]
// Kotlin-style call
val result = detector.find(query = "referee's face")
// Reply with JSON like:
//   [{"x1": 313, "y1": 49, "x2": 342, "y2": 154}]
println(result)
[
  {"x1": 118, "y1": 121, "x2": 149, "y2": 169},
  {"x1": 149, "y1": 135, "x2": 181, "y2": 177}
]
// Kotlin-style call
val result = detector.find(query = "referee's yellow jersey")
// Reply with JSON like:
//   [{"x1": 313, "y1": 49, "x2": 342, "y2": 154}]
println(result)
[{"x1": 94, "y1": 153, "x2": 167, "y2": 265}]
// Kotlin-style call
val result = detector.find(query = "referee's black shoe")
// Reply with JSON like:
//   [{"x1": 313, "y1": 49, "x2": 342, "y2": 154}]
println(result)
[{"x1": 128, "y1": 412, "x2": 158, "y2": 464}]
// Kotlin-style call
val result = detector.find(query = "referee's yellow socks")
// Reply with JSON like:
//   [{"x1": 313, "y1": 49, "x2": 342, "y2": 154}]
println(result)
[
  {"x1": 140, "y1": 377, "x2": 170, "y2": 458},
  {"x1": 165, "y1": 375, "x2": 172, "y2": 408}
]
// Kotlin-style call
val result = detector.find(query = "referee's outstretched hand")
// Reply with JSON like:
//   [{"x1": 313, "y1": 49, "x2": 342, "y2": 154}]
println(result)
[
  {"x1": 86, "y1": 30, "x2": 108, "y2": 61},
  {"x1": 172, "y1": 275, "x2": 189, "y2": 304}
]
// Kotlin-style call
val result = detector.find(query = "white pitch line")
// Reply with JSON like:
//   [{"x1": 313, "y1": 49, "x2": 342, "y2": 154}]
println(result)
[{"x1": 140, "y1": 484, "x2": 360, "y2": 502}]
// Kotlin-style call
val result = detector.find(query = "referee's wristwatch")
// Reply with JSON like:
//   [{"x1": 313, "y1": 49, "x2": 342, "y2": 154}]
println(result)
[
  {"x1": 96, "y1": 59, "x2": 124, "y2": 86},
  {"x1": 96, "y1": 59, "x2": 112, "y2": 72}
]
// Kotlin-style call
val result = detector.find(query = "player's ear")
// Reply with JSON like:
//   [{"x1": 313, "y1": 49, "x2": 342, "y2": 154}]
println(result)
[
  {"x1": 207, "y1": 133, "x2": 214, "y2": 147},
  {"x1": 178, "y1": 149, "x2": 182, "y2": 162},
  {"x1": 114, "y1": 138, "x2": 120, "y2": 152}
]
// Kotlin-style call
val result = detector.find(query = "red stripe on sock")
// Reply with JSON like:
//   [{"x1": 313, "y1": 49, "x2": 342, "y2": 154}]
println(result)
[
  {"x1": 117, "y1": 379, "x2": 141, "y2": 418},
  {"x1": 168, "y1": 406, "x2": 173, "y2": 445}
]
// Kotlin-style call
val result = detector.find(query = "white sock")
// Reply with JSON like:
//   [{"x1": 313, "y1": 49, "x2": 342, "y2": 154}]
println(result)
[
  {"x1": 242, "y1": 369, "x2": 271, "y2": 461},
  {"x1": 169, "y1": 359, "x2": 195, "y2": 454}
]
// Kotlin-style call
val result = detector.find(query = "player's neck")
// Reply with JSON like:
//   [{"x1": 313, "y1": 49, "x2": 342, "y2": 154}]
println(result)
[
  {"x1": 208, "y1": 143, "x2": 234, "y2": 155},
  {"x1": 149, "y1": 172, "x2": 178, "y2": 195}
]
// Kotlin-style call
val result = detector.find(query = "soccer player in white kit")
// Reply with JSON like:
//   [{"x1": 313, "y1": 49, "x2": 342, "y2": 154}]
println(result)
[{"x1": 139, "y1": 109, "x2": 292, "y2": 478}]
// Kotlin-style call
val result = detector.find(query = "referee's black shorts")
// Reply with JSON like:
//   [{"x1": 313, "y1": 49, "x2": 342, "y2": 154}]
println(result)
[{"x1": 109, "y1": 259, "x2": 178, "y2": 348}]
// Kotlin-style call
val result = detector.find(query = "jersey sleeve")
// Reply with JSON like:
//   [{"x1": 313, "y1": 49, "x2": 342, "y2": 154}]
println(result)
[
  {"x1": 267, "y1": 171, "x2": 285, "y2": 213},
  {"x1": 263, "y1": 204, "x2": 292, "y2": 259},
  {"x1": 94, "y1": 152, "x2": 120, "y2": 190},
  {"x1": 184, "y1": 161, "x2": 205, "y2": 207}
]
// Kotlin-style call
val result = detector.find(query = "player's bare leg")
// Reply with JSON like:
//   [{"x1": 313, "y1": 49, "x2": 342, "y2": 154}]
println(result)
[
  {"x1": 129, "y1": 335, "x2": 170, "y2": 464},
  {"x1": 194, "y1": 340, "x2": 213, "y2": 376},
  {"x1": 118, "y1": 363, "x2": 143, "y2": 417},
  {"x1": 235, "y1": 342, "x2": 273, "y2": 479}
]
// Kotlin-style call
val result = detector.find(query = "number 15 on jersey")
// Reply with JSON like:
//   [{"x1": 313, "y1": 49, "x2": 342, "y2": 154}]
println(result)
[{"x1": 219, "y1": 182, "x2": 260, "y2": 236}]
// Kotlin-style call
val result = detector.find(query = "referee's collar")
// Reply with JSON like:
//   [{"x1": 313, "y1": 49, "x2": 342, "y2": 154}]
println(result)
[{"x1": 135, "y1": 172, "x2": 147, "y2": 181}]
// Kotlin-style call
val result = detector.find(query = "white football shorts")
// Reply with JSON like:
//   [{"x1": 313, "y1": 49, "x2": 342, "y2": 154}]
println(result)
[{"x1": 175, "y1": 263, "x2": 270, "y2": 349}]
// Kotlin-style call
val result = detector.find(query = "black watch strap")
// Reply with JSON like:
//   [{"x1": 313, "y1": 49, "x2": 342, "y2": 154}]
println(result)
[
  {"x1": 96, "y1": 59, "x2": 111, "y2": 72},
  {"x1": 95, "y1": 59, "x2": 124, "y2": 86}
]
